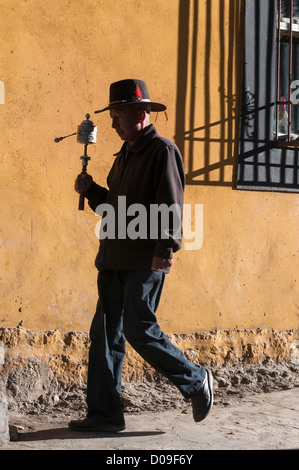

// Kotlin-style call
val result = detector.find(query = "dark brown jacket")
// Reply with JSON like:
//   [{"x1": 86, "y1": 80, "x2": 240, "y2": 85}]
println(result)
[{"x1": 85, "y1": 124, "x2": 185, "y2": 270}]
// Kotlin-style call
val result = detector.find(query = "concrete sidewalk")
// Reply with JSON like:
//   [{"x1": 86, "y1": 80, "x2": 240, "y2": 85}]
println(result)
[{"x1": 2, "y1": 388, "x2": 298, "y2": 451}]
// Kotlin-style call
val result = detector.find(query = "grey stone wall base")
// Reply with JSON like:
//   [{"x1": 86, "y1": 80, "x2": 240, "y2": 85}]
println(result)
[{"x1": 0, "y1": 399, "x2": 9, "y2": 446}]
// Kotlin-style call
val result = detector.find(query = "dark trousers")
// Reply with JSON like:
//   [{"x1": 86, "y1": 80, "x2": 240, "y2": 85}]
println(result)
[{"x1": 87, "y1": 269, "x2": 206, "y2": 418}]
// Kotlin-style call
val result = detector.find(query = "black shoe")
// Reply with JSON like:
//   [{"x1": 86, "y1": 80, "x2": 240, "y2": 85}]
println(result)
[
  {"x1": 191, "y1": 369, "x2": 213, "y2": 422},
  {"x1": 68, "y1": 415, "x2": 126, "y2": 433}
]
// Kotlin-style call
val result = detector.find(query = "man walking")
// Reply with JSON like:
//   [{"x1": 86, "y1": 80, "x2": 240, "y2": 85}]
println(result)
[{"x1": 69, "y1": 79, "x2": 213, "y2": 433}]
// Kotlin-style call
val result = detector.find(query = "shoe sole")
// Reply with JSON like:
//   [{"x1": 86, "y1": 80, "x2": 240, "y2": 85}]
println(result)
[
  {"x1": 194, "y1": 370, "x2": 214, "y2": 423},
  {"x1": 68, "y1": 423, "x2": 126, "y2": 433}
]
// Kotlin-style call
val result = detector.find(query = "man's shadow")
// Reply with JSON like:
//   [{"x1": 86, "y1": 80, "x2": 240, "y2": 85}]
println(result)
[{"x1": 18, "y1": 427, "x2": 165, "y2": 442}]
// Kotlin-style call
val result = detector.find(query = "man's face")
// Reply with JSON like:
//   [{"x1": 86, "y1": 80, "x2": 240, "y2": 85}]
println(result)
[{"x1": 110, "y1": 106, "x2": 140, "y2": 143}]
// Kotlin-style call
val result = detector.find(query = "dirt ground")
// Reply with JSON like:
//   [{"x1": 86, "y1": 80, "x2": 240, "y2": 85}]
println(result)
[{"x1": 3, "y1": 360, "x2": 299, "y2": 451}]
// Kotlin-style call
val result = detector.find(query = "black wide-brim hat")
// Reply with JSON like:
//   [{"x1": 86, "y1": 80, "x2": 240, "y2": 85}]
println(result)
[{"x1": 94, "y1": 79, "x2": 166, "y2": 114}]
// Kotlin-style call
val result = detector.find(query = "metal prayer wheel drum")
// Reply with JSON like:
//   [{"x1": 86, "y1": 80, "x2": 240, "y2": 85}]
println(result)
[{"x1": 77, "y1": 114, "x2": 97, "y2": 144}]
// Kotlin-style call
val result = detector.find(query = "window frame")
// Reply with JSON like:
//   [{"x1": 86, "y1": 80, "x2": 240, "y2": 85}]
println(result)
[
  {"x1": 275, "y1": 0, "x2": 299, "y2": 148},
  {"x1": 237, "y1": 0, "x2": 299, "y2": 193}
]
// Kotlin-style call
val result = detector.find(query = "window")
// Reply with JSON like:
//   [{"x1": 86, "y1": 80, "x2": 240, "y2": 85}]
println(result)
[
  {"x1": 237, "y1": 0, "x2": 299, "y2": 192},
  {"x1": 275, "y1": 0, "x2": 299, "y2": 146}
]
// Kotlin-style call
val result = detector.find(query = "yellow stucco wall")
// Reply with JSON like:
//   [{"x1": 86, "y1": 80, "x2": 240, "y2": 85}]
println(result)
[{"x1": 0, "y1": 0, "x2": 298, "y2": 336}]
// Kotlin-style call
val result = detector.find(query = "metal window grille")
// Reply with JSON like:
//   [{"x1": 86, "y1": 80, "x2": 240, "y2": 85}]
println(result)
[{"x1": 276, "y1": 0, "x2": 299, "y2": 146}]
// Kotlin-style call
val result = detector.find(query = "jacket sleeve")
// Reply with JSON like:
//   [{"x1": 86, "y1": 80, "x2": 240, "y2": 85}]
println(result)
[
  {"x1": 152, "y1": 143, "x2": 185, "y2": 259},
  {"x1": 84, "y1": 154, "x2": 118, "y2": 212},
  {"x1": 85, "y1": 182, "x2": 108, "y2": 212}
]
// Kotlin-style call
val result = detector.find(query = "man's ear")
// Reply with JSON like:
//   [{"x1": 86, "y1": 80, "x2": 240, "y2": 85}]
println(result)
[{"x1": 137, "y1": 108, "x2": 146, "y2": 123}]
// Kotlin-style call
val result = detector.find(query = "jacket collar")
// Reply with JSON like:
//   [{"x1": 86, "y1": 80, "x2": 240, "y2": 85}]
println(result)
[{"x1": 114, "y1": 124, "x2": 158, "y2": 156}]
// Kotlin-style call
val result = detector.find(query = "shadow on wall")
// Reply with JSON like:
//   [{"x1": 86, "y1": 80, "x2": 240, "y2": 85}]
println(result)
[{"x1": 175, "y1": 0, "x2": 245, "y2": 187}]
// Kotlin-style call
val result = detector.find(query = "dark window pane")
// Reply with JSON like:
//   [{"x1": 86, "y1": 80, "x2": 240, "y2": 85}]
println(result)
[{"x1": 280, "y1": 0, "x2": 299, "y2": 19}]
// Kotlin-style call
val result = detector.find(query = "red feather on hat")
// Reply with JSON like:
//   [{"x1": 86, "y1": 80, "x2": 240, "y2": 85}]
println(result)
[{"x1": 136, "y1": 84, "x2": 142, "y2": 99}]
